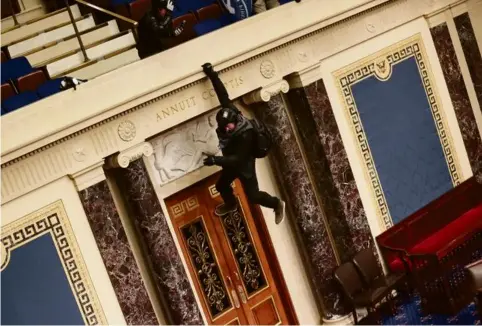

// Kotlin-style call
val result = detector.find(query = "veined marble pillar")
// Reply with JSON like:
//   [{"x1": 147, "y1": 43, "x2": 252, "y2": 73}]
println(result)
[
  {"x1": 70, "y1": 161, "x2": 158, "y2": 325},
  {"x1": 454, "y1": 12, "x2": 482, "y2": 114},
  {"x1": 110, "y1": 143, "x2": 203, "y2": 325},
  {"x1": 430, "y1": 20, "x2": 482, "y2": 180},
  {"x1": 244, "y1": 81, "x2": 345, "y2": 316},
  {"x1": 286, "y1": 68, "x2": 373, "y2": 262}
]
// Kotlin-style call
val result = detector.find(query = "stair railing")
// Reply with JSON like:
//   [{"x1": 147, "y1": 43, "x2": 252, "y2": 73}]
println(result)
[
  {"x1": 64, "y1": 0, "x2": 139, "y2": 63},
  {"x1": 65, "y1": 0, "x2": 89, "y2": 62},
  {"x1": 7, "y1": 0, "x2": 20, "y2": 26}
]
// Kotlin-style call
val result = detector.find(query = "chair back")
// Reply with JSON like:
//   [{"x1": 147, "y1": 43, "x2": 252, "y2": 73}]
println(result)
[
  {"x1": 353, "y1": 248, "x2": 382, "y2": 286},
  {"x1": 334, "y1": 262, "x2": 365, "y2": 300},
  {"x1": 467, "y1": 259, "x2": 482, "y2": 292}
]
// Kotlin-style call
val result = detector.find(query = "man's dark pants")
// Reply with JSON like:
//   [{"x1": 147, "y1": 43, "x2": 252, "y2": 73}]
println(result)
[{"x1": 216, "y1": 169, "x2": 279, "y2": 209}]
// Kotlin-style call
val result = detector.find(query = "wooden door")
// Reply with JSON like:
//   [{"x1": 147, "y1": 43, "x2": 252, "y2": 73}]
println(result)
[{"x1": 165, "y1": 173, "x2": 296, "y2": 325}]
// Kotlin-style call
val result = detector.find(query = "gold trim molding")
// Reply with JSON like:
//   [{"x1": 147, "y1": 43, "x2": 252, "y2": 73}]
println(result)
[
  {"x1": 1, "y1": 200, "x2": 107, "y2": 325},
  {"x1": 333, "y1": 33, "x2": 462, "y2": 230}
]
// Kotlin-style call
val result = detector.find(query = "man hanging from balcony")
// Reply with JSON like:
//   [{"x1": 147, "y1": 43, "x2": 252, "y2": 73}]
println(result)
[
  {"x1": 201, "y1": 63, "x2": 285, "y2": 224},
  {"x1": 136, "y1": 0, "x2": 186, "y2": 59}
]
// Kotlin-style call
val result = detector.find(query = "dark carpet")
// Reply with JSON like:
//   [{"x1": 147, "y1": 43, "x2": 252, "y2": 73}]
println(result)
[{"x1": 382, "y1": 295, "x2": 481, "y2": 325}]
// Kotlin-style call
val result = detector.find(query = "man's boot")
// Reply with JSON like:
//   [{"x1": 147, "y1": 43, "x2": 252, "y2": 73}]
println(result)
[
  {"x1": 215, "y1": 202, "x2": 237, "y2": 216},
  {"x1": 274, "y1": 199, "x2": 285, "y2": 224}
]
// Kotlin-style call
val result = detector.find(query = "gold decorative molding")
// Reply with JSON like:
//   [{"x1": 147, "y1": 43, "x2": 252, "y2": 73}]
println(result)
[
  {"x1": 333, "y1": 33, "x2": 462, "y2": 230},
  {"x1": 242, "y1": 79, "x2": 290, "y2": 105},
  {"x1": 170, "y1": 196, "x2": 200, "y2": 218},
  {"x1": 107, "y1": 141, "x2": 154, "y2": 168},
  {"x1": 1, "y1": 200, "x2": 107, "y2": 324},
  {"x1": 69, "y1": 161, "x2": 106, "y2": 191}
]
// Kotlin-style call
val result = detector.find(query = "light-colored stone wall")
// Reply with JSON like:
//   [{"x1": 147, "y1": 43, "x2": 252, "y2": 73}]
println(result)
[{"x1": 2, "y1": 0, "x2": 481, "y2": 323}]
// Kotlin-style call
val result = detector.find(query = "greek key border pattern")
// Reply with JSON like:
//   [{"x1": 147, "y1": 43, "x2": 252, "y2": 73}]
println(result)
[
  {"x1": 170, "y1": 196, "x2": 200, "y2": 218},
  {"x1": 335, "y1": 34, "x2": 461, "y2": 230},
  {"x1": 1, "y1": 201, "x2": 106, "y2": 325}
]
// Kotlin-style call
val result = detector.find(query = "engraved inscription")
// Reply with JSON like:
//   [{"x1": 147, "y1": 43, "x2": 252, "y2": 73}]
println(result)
[{"x1": 156, "y1": 96, "x2": 197, "y2": 121}]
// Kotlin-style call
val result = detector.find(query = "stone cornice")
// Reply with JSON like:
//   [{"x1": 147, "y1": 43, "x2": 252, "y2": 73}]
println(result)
[
  {"x1": 69, "y1": 161, "x2": 106, "y2": 192},
  {"x1": 0, "y1": 0, "x2": 468, "y2": 204},
  {"x1": 1, "y1": 0, "x2": 390, "y2": 162},
  {"x1": 287, "y1": 63, "x2": 323, "y2": 89}
]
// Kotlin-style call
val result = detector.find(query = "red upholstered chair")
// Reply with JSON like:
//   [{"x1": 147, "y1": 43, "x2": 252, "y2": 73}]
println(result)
[
  {"x1": 129, "y1": 0, "x2": 151, "y2": 21},
  {"x1": 196, "y1": 3, "x2": 222, "y2": 21},
  {"x1": 1, "y1": 50, "x2": 7, "y2": 63},
  {"x1": 1, "y1": 83, "x2": 16, "y2": 102},
  {"x1": 17, "y1": 70, "x2": 47, "y2": 93}
]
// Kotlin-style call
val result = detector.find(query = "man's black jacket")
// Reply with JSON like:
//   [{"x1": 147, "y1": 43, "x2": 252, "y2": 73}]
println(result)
[
  {"x1": 216, "y1": 127, "x2": 256, "y2": 179},
  {"x1": 137, "y1": 11, "x2": 174, "y2": 59}
]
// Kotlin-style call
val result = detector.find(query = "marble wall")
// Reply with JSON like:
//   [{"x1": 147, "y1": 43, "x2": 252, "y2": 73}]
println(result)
[
  {"x1": 455, "y1": 13, "x2": 482, "y2": 114},
  {"x1": 431, "y1": 22, "x2": 482, "y2": 180},
  {"x1": 114, "y1": 160, "x2": 203, "y2": 325},
  {"x1": 79, "y1": 180, "x2": 158, "y2": 325},
  {"x1": 286, "y1": 81, "x2": 373, "y2": 262},
  {"x1": 256, "y1": 95, "x2": 344, "y2": 316}
]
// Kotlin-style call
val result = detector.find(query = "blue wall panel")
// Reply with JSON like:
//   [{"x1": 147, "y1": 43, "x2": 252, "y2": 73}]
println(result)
[
  {"x1": 351, "y1": 56, "x2": 453, "y2": 224},
  {"x1": 1, "y1": 233, "x2": 84, "y2": 325}
]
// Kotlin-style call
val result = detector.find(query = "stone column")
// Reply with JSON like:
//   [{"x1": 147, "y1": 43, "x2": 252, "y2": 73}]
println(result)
[
  {"x1": 244, "y1": 80, "x2": 345, "y2": 317},
  {"x1": 430, "y1": 19, "x2": 482, "y2": 181},
  {"x1": 284, "y1": 66, "x2": 373, "y2": 262},
  {"x1": 454, "y1": 12, "x2": 482, "y2": 114},
  {"x1": 110, "y1": 143, "x2": 203, "y2": 325},
  {"x1": 70, "y1": 161, "x2": 158, "y2": 325}
]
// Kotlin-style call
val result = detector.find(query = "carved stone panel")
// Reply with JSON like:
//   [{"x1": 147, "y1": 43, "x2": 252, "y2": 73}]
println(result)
[{"x1": 149, "y1": 112, "x2": 220, "y2": 186}]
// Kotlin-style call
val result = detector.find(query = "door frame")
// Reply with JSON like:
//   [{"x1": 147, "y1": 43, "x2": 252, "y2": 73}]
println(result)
[
  {"x1": 161, "y1": 169, "x2": 300, "y2": 325},
  {"x1": 248, "y1": 203, "x2": 299, "y2": 325}
]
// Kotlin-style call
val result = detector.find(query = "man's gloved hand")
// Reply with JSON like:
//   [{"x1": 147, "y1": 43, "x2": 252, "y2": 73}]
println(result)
[
  {"x1": 202, "y1": 63, "x2": 216, "y2": 76},
  {"x1": 203, "y1": 155, "x2": 217, "y2": 166}
]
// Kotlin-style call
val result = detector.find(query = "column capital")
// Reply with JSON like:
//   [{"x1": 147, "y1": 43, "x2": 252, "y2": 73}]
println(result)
[
  {"x1": 107, "y1": 141, "x2": 154, "y2": 169},
  {"x1": 288, "y1": 63, "x2": 322, "y2": 89},
  {"x1": 242, "y1": 79, "x2": 289, "y2": 105},
  {"x1": 69, "y1": 160, "x2": 106, "y2": 191}
]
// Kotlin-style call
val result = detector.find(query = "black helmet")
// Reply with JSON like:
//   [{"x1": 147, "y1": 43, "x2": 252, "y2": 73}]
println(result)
[{"x1": 216, "y1": 107, "x2": 238, "y2": 129}]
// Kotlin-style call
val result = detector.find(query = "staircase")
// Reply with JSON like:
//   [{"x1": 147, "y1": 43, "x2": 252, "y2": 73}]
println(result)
[{"x1": 1, "y1": 3, "x2": 140, "y2": 114}]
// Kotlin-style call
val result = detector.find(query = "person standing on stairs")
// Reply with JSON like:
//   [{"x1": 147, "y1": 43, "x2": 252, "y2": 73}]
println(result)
[{"x1": 201, "y1": 62, "x2": 285, "y2": 224}]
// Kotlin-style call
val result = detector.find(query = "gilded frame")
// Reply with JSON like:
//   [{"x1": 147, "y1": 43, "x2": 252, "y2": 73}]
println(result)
[
  {"x1": 0, "y1": 200, "x2": 107, "y2": 325},
  {"x1": 333, "y1": 33, "x2": 462, "y2": 230}
]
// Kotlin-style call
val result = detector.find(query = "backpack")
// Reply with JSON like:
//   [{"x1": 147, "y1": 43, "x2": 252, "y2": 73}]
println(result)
[{"x1": 250, "y1": 119, "x2": 272, "y2": 158}]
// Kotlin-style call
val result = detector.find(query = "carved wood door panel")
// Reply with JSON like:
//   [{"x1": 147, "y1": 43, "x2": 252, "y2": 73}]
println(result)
[
  {"x1": 166, "y1": 172, "x2": 292, "y2": 325},
  {"x1": 166, "y1": 185, "x2": 249, "y2": 325}
]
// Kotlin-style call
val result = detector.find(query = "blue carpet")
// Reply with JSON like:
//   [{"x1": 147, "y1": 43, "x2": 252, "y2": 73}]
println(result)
[{"x1": 383, "y1": 296, "x2": 480, "y2": 325}]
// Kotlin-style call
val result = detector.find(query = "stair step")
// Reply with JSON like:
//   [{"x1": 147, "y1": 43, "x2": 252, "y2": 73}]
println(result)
[
  {"x1": 2, "y1": 5, "x2": 81, "y2": 47},
  {"x1": 27, "y1": 20, "x2": 119, "y2": 67},
  {"x1": 1, "y1": 5, "x2": 46, "y2": 32},
  {"x1": 8, "y1": 14, "x2": 96, "y2": 59},
  {"x1": 63, "y1": 45, "x2": 139, "y2": 79},
  {"x1": 48, "y1": 31, "x2": 136, "y2": 78}
]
